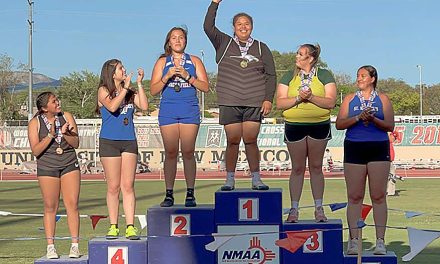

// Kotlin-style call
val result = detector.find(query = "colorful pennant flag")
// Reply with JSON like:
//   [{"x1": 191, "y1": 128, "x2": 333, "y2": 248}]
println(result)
[
  {"x1": 275, "y1": 230, "x2": 318, "y2": 253},
  {"x1": 89, "y1": 215, "x2": 107, "y2": 230},
  {"x1": 361, "y1": 204, "x2": 373, "y2": 220},
  {"x1": 402, "y1": 227, "x2": 440, "y2": 261},
  {"x1": 404, "y1": 211, "x2": 424, "y2": 219},
  {"x1": 205, "y1": 234, "x2": 235, "y2": 251},
  {"x1": 137, "y1": 215, "x2": 147, "y2": 230},
  {"x1": 55, "y1": 215, "x2": 61, "y2": 222},
  {"x1": 329, "y1": 202, "x2": 348, "y2": 212}
]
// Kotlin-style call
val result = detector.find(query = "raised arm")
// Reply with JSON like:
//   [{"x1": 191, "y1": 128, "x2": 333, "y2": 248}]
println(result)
[
  {"x1": 203, "y1": 0, "x2": 230, "y2": 51},
  {"x1": 133, "y1": 68, "x2": 149, "y2": 111},
  {"x1": 98, "y1": 74, "x2": 132, "y2": 113}
]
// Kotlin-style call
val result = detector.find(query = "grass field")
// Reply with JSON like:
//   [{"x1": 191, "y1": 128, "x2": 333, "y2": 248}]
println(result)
[{"x1": 0, "y1": 178, "x2": 439, "y2": 264}]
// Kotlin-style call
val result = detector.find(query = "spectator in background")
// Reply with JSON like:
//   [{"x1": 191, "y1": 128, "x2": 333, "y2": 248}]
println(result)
[{"x1": 324, "y1": 148, "x2": 334, "y2": 172}]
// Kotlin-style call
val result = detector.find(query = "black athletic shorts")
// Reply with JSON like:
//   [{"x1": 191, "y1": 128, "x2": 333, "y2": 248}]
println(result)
[
  {"x1": 344, "y1": 140, "x2": 390, "y2": 164},
  {"x1": 99, "y1": 138, "x2": 138, "y2": 157},
  {"x1": 284, "y1": 121, "x2": 332, "y2": 143},
  {"x1": 37, "y1": 162, "x2": 80, "y2": 178},
  {"x1": 219, "y1": 105, "x2": 263, "y2": 125}
]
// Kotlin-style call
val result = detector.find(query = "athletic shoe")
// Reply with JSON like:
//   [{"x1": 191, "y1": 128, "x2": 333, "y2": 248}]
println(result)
[
  {"x1": 69, "y1": 245, "x2": 80, "y2": 258},
  {"x1": 346, "y1": 238, "x2": 359, "y2": 255},
  {"x1": 185, "y1": 196, "x2": 197, "y2": 207},
  {"x1": 46, "y1": 245, "x2": 59, "y2": 259},
  {"x1": 251, "y1": 178, "x2": 269, "y2": 190},
  {"x1": 125, "y1": 226, "x2": 140, "y2": 240},
  {"x1": 314, "y1": 206, "x2": 328, "y2": 222},
  {"x1": 221, "y1": 177, "x2": 235, "y2": 191},
  {"x1": 374, "y1": 238, "x2": 387, "y2": 255},
  {"x1": 106, "y1": 225, "x2": 119, "y2": 240},
  {"x1": 286, "y1": 208, "x2": 299, "y2": 223},
  {"x1": 160, "y1": 196, "x2": 174, "y2": 207}
]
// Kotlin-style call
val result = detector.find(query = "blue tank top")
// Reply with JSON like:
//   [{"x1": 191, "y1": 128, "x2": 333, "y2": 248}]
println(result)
[
  {"x1": 160, "y1": 53, "x2": 198, "y2": 104},
  {"x1": 345, "y1": 92, "x2": 388, "y2": 142},
  {"x1": 99, "y1": 101, "x2": 136, "y2": 140}
]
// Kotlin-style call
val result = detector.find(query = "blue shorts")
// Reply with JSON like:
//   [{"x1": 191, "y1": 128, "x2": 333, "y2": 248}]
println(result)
[{"x1": 159, "y1": 101, "x2": 200, "y2": 126}]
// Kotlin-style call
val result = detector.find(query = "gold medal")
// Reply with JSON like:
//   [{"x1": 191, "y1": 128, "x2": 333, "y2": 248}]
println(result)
[
  {"x1": 174, "y1": 84, "x2": 181, "y2": 92},
  {"x1": 56, "y1": 147, "x2": 64, "y2": 155},
  {"x1": 240, "y1": 60, "x2": 248, "y2": 68},
  {"x1": 123, "y1": 117, "x2": 129, "y2": 126}
]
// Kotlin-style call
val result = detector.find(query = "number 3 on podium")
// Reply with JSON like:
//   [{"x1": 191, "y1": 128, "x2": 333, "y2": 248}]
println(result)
[
  {"x1": 303, "y1": 231, "x2": 323, "y2": 253},
  {"x1": 171, "y1": 214, "x2": 191, "y2": 236},
  {"x1": 108, "y1": 246, "x2": 128, "y2": 264},
  {"x1": 239, "y1": 198, "x2": 259, "y2": 221}
]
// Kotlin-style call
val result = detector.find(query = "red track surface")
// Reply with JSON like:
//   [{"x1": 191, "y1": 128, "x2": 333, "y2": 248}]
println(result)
[{"x1": 1, "y1": 169, "x2": 439, "y2": 181}]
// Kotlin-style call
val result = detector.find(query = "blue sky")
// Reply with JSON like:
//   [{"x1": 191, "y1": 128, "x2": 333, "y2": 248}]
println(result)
[{"x1": 1, "y1": 0, "x2": 439, "y2": 86}]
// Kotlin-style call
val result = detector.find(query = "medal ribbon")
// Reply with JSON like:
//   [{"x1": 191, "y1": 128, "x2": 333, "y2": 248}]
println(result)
[
  {"x1": 233, "y1": 35, "x2": 254, "y2": 57},
  {"x1": 356, "y1": 90, "x2": 378, "y2": 111},
  {"x1": 171, "y1": 53, "x2": 186, "y2": 83},
  {"x1": 299, "y1": 67, "x2": 316, "y2": 91},
  {"x1": 41, "y1": 114, "x2": 62, "y2": 144}
]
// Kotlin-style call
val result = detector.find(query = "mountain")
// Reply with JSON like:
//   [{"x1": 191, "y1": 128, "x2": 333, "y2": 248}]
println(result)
[{"x1": 10, "y1": 72, "x2": 61, "y2": 91}]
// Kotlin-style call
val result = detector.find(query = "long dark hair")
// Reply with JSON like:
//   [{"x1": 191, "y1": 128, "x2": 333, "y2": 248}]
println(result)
[
  {"x1": 34, "y1": 91, "x2": 56, "y2": 118},
  {"x1": 160, "y1": 27, "x2": 188, "y2": 58},
  {"x1": 95, "y1": 59, "x2": 134, "y2": 114},
  {"x1": 358, "y1": 65, "x2": 378, "y2": 89}
]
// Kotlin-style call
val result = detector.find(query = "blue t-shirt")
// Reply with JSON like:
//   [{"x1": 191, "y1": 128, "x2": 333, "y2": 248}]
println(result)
[
  {"x1": 99, "y1": 101, "x2": 136, "y2": 140},
  {"x1": 345, "y1": 93, "x2": 388, "y2": 142}
]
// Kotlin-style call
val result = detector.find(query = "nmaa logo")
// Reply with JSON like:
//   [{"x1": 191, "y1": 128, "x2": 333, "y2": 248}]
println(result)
[{"x1": 221, "y1": 237, "x2": 276, "y2": 263}]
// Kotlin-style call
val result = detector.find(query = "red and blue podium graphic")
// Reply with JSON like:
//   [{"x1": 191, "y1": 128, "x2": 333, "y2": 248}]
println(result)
[{"x1": 34, "y1": 187, "x2": 398, "y2": 263}]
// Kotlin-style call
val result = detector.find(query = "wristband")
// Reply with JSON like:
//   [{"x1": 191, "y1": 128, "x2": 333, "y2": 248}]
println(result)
[
  {"x1": 185, "y1": 74, "x2": 192, "y2": 81},
  {"x1": 47, "y1": 133, "x2": 54, "y2": 139},
  {"x1": 160, "y1": 78, "x2": 166, "y2": 84},
  {"x1": 189, "y1": 76, "x2": 195, "y2": 85}
]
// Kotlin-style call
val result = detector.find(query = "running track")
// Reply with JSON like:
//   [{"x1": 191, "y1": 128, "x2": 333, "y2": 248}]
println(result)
[{"x1": 1, "y1": 169, "x2": 439, "y2": 181}]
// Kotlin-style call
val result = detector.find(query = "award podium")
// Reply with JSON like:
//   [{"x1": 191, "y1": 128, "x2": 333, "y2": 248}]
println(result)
[{"x1": 35, "y1": 187, "x2": 397, "y2": 263}]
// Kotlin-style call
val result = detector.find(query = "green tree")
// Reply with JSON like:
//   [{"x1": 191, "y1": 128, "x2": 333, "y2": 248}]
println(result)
[
  {"x1": 424, "y1": 84, "x2": 440, "y2": 115},
  {"x1": 0, "y1": 54, "x2": 22, "y2": 121},
  {"x1": 57, "y1": 71, "x2": 99, "y2": 118},
  {"x1": 377, "y1": 78, "x2": 418, "y2": 115}
]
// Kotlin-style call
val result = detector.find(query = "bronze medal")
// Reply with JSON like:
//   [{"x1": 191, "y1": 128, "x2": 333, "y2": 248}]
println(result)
[
  {"x1": 240, "y1": 60, "x2": 248, "y2": 68},
  {"x1": 174, "y1": 84, "x2": 181, "y2": 92},
  {"x1": 123, "y1": 117, "x2": 129, "y2": 126},
  {"x1": 56, "y1": 147, "x2": 64, "y2": 155}
]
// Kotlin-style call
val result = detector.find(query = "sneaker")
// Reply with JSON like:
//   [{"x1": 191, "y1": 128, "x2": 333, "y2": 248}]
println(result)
[
  {"x1": 374, "y1": 238, "x2": 387, "y2": 255},
  {"x1": 106, "y1": 225, "x2": 120, "y2": 240},
  {"x1": 69, "y1": 245, "x2": 80, "y2": 258},
  {"x1": 346, "y1": 238, "x2": 359, "y2": 255},
  {"x1": 185, "y1": 196, "x2": 197, "y2": 207},
  {"x1": 125, "y1": 226, "x2": 140, "y2": 240},
  {"x1": 46, "y1": 245, "x2": 59, "y2": 259},
  {"x1": 221, "y1": 177, "x2": 235, "y2": 191},
  {"x1": 160, "y1": 196, "x2": 174, "y2": 207},
  {"x1": 314, "y1": 206, "x2": 328, "y2": 222},
  {"x1": 252, "y1": 178, "x2": 269, "y2": 190},
  {"x1": 286, "y1": 208, "x2": 299, "y2": 223}
]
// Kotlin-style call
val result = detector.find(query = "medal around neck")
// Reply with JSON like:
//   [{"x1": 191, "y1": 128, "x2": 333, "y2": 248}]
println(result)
[
  {"x1": 240, "y1": 60, "x2": 248, "y2": 68},
  {"x1": 174, "y1": 83, "x2": 181, "y2": 92},
  {"x1": 56, "y1": 147, "x2": 64, "y2": 155},
  {"x1": 123, "y1": 117, "x2": 129, "y2": 126}
]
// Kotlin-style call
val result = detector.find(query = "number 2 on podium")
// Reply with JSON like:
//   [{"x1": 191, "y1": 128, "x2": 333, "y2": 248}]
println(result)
[
  {"x1": 108, "y1": 246, "x2": 128, "y2": 264},
  {"x1": 171, "y1": 214, "x2": 191, "y2": 236},
  {"x1": 239, "y1": 198, "x2": 259, "y2": 221}
]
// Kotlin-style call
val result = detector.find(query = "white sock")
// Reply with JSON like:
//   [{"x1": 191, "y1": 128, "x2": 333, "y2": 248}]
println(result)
[
  {"x1": 291, "y1": 201, "x2": 299, "y2": 210},
  {"x1": 251, "y1": 171, "x2": 261, "y2": 181},
  {"x1": 47, "y1": 244, "x2": 55, "y2": 250},
  {"x1": 71, "y1": 242, "x2": 79, "y2": 248},
  {"x1": 226, "y1": 172, "x2": 235, "y2": 179},
  {"x1": 314, "y1": 199, "x2": 323, "y2": 208}
]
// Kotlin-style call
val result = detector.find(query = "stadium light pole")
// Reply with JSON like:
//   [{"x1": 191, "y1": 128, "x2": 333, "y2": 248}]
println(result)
[
  {"x1": 416, "y1": 65, "x2": 423, "y2": 120},
  {"x1": 27, "y1": 0, "x2": 34, "y2": 121},
  {"x1": 201, "y1": 50, "x2": 205, "y2": 121}
]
